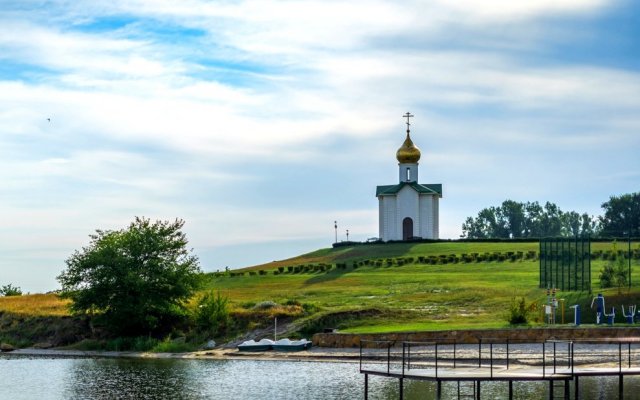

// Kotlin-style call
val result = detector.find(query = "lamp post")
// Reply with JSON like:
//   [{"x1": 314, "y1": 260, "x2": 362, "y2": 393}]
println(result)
[
  {"x1": 334, "y1": 221, "x2": 337, "y2": 243},
  {"x1": 346, "y1": 229, "x2": 349, "y2": 242}
]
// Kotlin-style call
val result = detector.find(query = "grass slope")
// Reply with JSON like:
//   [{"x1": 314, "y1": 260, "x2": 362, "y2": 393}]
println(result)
[
  {"x1": 204, "y1": 241, "x2": 640, "y2": 334},
  {"x1": 2, "y1": 241, "x2": 639, "y2": 346}
]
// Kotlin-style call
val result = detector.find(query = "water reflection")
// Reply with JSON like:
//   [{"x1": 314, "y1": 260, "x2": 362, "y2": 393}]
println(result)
[
  {"x1": 63, "y1": 358, "x2": 204, "y2": 399},
  {"x1": 2, "y1": 356, "x2": 640, "y2": 399}
]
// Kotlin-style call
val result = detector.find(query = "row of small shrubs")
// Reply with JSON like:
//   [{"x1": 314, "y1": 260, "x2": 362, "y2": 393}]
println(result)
[
  {"x1": 218, "y1": 248, "x2": 640, "y2": 279},
  {"x1": 282, "y1": 264, "x2": 334, "y2": 274},
  {"x1": 592, "y1": 249, "x2": 640, "y2": 260},
  {"x1": 226, "y1": 263, "x2": 337, "y2": 277},
  {"x1": 352, "y1": 251, "x2": 539, "y2": 267},
  {"x1": 220, "y1": 251, "x2": 542, "y2": 277}
]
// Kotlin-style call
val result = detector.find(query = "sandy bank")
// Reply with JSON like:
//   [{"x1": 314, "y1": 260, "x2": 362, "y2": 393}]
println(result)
[{"x1": 3, "y1": 347, "x2": 362, "y2": 363}]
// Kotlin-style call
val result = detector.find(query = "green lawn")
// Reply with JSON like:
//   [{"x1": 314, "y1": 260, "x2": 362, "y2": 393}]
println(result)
[
  {"x1": 203, "y1": 241, "x2": 640, "y2": 334},
  {"x1": 3, "y1": 240, "x2": 637, "y2": 347}
]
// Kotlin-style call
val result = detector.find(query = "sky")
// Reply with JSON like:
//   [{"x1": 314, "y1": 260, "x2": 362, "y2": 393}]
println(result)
[{"x1": 1, "y1": 0, "x2": 639, "y2": 293}]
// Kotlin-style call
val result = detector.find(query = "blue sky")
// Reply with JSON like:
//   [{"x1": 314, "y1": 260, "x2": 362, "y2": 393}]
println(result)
[{"x1": 1, "y1": 0, "x2": 639, "y2": 293}]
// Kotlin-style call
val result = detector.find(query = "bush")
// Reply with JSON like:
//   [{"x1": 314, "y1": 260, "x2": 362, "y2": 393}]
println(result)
[
  {"x1": 302, "y1": 303, "x2": 318, "y2": 313},
  {"x1": 0, "y1": 284, "x2": 22, "y2": 296},
  {"x1": 599, "y1": 264, "x2": 615, "y2": 288},
  {"x1": 152, "y1": 337, "x2": 197, "y2": 353},
  {"x1": 599, "y1": 242, "x2": 630, "y2": 293},
  {"x1": 193, "y1": 291, "x2": 230, "y2": 336},
  {"x1": 508, "y1": 297, "x2": 529, "y2": 325},
  {"x1": 105, "y1": 336, "x2": 158, "y2": 352},
  {"x1": 253, "y1": 300, "x2": 277, "y2": 310}
]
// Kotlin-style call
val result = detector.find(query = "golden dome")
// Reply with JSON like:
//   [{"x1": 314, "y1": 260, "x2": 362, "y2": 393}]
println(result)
[{"x1": 396, "y1": 132, "x2": 421, "y2": 163}]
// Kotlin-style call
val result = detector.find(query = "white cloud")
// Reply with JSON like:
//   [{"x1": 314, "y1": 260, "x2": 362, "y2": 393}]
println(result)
[
  {"x1": 0, "y1": 0, "x2": 638, "y2": 293},
  {"x1": 440, "y1": 0, "x2": 609, "y2": 19}
]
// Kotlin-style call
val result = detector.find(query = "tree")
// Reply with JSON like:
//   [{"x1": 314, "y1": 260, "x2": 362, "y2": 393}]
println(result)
[
  {"x1": 580, "y1": 213, "x2": 598, "y2": 236},
  {"x1": 0, "y1": 284, "x2": 22, "y2": 296},
  {"x1": 562, "y1": 211, "x2": 581, "y2": 237},
  {"x1": 598, "y1": 241, "x2": 629, "y2": 294},
  {"x1": 599, "y1": 192, "x2": 640, "y2": 237},
  {"x1": 57, "y1": 217, "x2": 201, "y2": 336},
  {"x1": 461, "y1": 200, "x2": 586, "y2": 239},
  {"x1": 500, "y1": 200, "x2": 525, "y2": 238}
]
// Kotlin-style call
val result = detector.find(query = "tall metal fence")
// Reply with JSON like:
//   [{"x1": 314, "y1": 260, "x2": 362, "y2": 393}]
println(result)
[{"x1": 539, "y1": 237, "x2": 591, "y2": 291}]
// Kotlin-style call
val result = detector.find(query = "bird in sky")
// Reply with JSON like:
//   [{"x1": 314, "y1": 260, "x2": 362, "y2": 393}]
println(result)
[{"x1": 47, "y1": 118, "x2": 50, "y2": 122}]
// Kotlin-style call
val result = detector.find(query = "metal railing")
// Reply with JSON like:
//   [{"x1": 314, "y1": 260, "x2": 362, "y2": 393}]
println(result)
[
  {"x1": 570, "y1": 339, "x2": 640, "y2": 373},
  {"x1": 361, "y1": 338, "x2": 640, "y2": 380},
  {"x1": 542, "y1": 339, "x2": 573, "y2": 377}
]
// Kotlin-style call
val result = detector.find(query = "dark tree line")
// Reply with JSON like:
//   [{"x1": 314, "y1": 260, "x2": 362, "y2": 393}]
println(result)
[
  {"x1": 599, "y1": 192, "x2": 640, "y2": 237},
  {"x1": 461, "y1": 192, "x2": 639, "y2": 239}
]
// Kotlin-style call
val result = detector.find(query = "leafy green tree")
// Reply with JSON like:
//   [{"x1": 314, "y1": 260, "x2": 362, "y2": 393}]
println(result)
[
  {"x1": 57, "y1": 217, "x2": 201, "y2": 336},
  {"x1": 562, "y1": 211, "x2": 581, "y2": 237},
  {"x1": 599, "y1": 192, "x2": 640, "y2": 236},
  {"x1": 580, "y1": 213, "x2": 598, "y2": 236},
  {"x1": 0, "y1": 284, "x2": 22, "y2": 296},
  {"x1": 498, "y1": 200, "x2": 525, "y2": 238},
  {"x1": 523, "y1": 201, "x2": 544, "y2": 237},
  {"x1": 540, "y1": 202, "x2": 563, "y2": 237}
]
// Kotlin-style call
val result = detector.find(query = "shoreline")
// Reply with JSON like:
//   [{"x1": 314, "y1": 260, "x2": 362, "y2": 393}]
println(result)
[{"x1": 2, "y1": 347, "x2": 363, "y2": 363}]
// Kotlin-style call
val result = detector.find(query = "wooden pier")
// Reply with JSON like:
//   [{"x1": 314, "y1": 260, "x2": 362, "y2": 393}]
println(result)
[{"x1": 359, "y1": 338, "x2": 640, "y2": 399}]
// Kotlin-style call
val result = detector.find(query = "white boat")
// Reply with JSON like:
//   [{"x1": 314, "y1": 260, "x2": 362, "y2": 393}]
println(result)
[
  {"x1": 237, "y1": 338, "x2": 275, "y2": 352},
  {"x1": 272, "y1": 338, "x2": 313, "y2": 352}
]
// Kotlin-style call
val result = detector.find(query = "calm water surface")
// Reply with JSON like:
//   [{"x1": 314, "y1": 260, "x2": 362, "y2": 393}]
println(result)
[{"x1": 1, "y1": 355, "x2": 639, "y2": 399}]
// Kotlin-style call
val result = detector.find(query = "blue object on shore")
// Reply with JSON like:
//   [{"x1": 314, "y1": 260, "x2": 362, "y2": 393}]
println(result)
[
  {"x1": 570, "y1": 305, "x2": 580, "y2": 326},
  {"x1": 622, "y1": 305, "x2": 636, "y2": 324},
  {"x1": 606, "y1": 307, "x2": 615, "y2": 325},
  {"x1": 592, "y1": 294, "x2": 605, "y2": 324}
]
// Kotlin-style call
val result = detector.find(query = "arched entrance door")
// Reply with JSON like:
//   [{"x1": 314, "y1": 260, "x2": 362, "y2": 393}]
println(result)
[{"x1": 402, "y1": 217, "x2": 413, "y2": 240}]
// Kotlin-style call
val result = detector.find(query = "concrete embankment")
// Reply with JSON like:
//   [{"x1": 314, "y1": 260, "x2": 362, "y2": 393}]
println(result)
[{"x1": 312, "y1": 326, "x2": 640, "y2": 347}]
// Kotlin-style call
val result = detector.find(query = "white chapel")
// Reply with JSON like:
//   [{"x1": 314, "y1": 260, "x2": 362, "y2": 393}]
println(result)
[{"x1": 376, "y1": 113, "x2": 442, "y2": 241}]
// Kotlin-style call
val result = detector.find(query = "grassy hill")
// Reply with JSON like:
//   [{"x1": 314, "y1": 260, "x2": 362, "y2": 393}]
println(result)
[
  {"x1": 2, "y1": 240, "x2": 639, "y2": 347},
  {"x1": 201, "y1": 240, "x2": 640, "y2": 334}
]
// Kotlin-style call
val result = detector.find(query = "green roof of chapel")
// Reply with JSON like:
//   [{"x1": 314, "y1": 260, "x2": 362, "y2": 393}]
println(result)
[{"x1": 375, "y1": 182, "x2": 442, "y2": 197}]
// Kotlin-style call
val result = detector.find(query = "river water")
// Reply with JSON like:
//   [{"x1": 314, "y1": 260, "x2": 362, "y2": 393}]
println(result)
[{"x1": 1, "y1": 355, "x2": 639, "y2": 399}]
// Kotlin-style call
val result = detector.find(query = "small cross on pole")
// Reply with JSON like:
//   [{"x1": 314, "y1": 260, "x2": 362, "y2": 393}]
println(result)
[{"x1": 403, "y1": 112, "x2": 414, "y2": 133}]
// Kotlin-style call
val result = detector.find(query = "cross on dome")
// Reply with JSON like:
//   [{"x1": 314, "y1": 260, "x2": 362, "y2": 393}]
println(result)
[
  {"x1": 396, "y1": 112, "x2": 421, "y2": 164},
  {"x1": 403, "y1": 112, "x2": 414, "y2": 133}
]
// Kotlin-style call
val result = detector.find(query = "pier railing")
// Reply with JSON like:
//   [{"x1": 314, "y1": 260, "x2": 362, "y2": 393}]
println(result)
[
  {"x1": 359, "y1": 340, "x2": 404, "y2": 375},
  {"x1": 401, "y1": 339, "x2": 559, "y2": 378},
  {"x1": 360, "y1": 338, "x2": 640, "y2": 380},
  {"x1": 570, "y1": 339, "x2": 640, "y2": 373},
  {"x1": 360, "y1": 338, "x2": 640, "y2": 400},
  {"x1": 542, "y1": 339, "x2": 573, "y2": 377}
]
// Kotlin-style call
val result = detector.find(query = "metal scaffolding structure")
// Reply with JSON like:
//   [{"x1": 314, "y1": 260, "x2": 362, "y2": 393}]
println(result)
[{"x1": 539, "y1": 237, "x2": 591, "y2": 292}]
